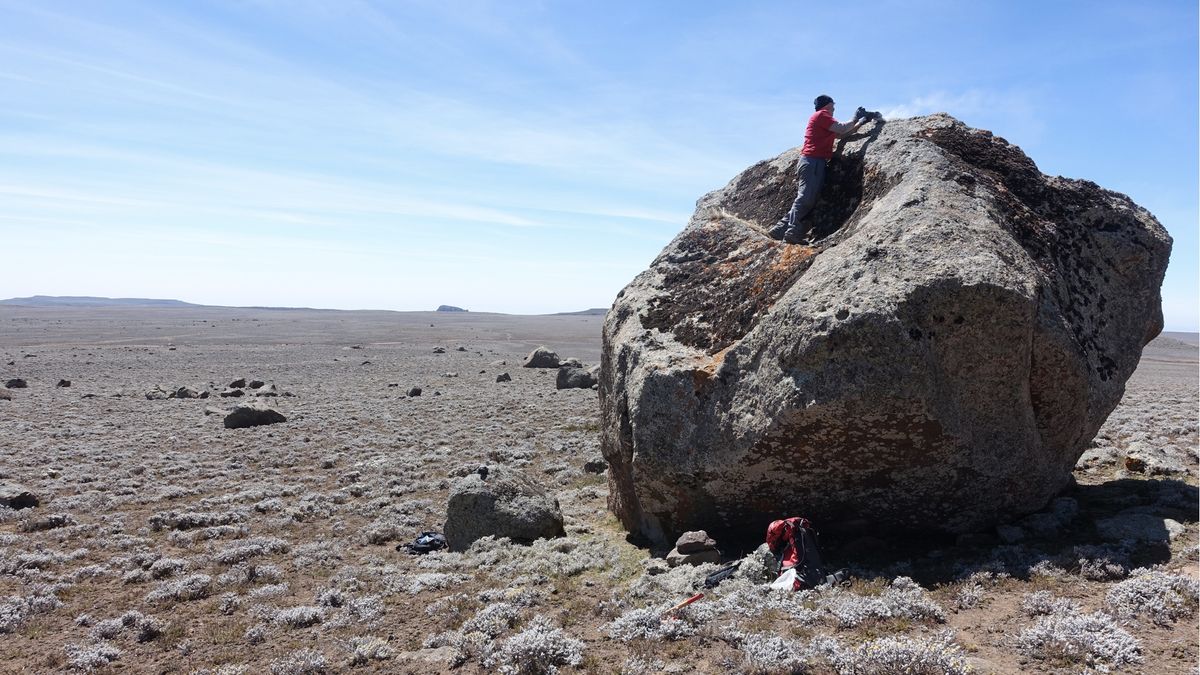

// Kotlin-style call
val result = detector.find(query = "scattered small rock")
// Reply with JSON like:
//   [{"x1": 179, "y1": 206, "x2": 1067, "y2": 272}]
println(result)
[
  {"x1": 254, "y1": 384, "x2": 278, "y2": 397},
  {"x1": 556, "y1": 365, "x2": 599, "y2": 390},
  {"x1": 455, "y1": 346, "x2": 467, "y2": 352},
  {"x1": 219, "y1": 388, "x2": 245, "y2": 398},
  {"x1": 56, "y1": 379, "x2": 71, "y2": 388},
  {"x1": 582, "y1": 458, "x2": 607, "y2": 474},
  {"x1": 675, "y1": 530, "x2": 718, "y2": 554},
  {"x1": 495, "y1": 373, "x2": 512, "y2": 383},
  {"x1": 522, "y1": 346, "x2": 561, "y2": 368},
  {"x1": 248, "y1": 380, "x2": 265, "y2": 389},
  {"x1": 5, "y1": 378, "x2": 28, "y2": 389},
  {"x1": 146, "y1": 386, "x2": 170, "y2": 400},
  {"x1": 432, "y1": 347, "x2": 446, "y2": 354},
  {"x1": 0, "y1": 390, "x2": 10, "y2": 401},
  {"x1": 0, "y1": 481, "x2": 39, "y2": 510},
  {"x1": 407, "y1": 387, "x2": 422, "y2": 397},
  {"x1": 667, "y1": 530, "x2": 722, "y2": 567},
  {"x1": 443, "y1": 372, "x2": 459, "y2": 378},
  {"x1": 229, "y1": 378, "x2": 247, "y2": 388},
  {"x1": 223, "y1": 404, "x2": 287, "y2": 429}
]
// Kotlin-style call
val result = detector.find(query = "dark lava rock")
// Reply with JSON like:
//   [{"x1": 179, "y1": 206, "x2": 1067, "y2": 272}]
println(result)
[
  {"x1": 5, "y1": 378, "x2": 27, "y2": 389},
  {"x1": 407, "y1": 387, "x2": 422, "y2": 397},
  {"x1": 444, "y1": 466, "x2": 565, "y2": 551},
  {"x1": 223, "y1": 404, "x2": 287, "y2": 429},
  {"x1": 582, "y1": 458, "x2": 607, "y2": 474},
  {"x1": 495, "y1": 372, "x2": 512, "y2": 383},
  {"x1": 229, "y1": 378, "x2": 247, "y2": 388},
  {"x1": 219, "y1": 388, "x2": 245, "y2": 398},
  {"x1": 248, "y1": 380, "x2": 265, "y2": 389},
  {"x1": 600, "y1": 114, "x2": 1172, "y2": 545},
  {"x1": 56, "y1": 379, "x2": 71, "y2": 388}
]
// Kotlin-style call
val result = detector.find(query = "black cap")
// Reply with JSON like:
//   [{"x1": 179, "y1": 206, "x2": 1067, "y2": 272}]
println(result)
[{"x1": 814, "y1": 94, "x2": 833, "y2": 110}]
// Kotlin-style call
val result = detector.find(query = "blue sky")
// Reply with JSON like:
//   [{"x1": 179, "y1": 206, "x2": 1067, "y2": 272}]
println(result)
[{"x1": 2, "y1": 1, "x2": 1196, "y2": 329}]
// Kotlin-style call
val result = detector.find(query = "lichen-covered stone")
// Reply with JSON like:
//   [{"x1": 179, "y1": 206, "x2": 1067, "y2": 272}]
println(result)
[{"x1": 600, "y1": 114, "x2": 1171, "y2": 544}]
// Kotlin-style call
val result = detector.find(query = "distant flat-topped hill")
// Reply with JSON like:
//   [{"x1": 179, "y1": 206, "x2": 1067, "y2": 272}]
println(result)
[
  {"x1": 553, "y1": 308, "x2": 607, "y2": 316},
  {"x1": 0, "y1": 295, "x2": 202, "y2": 308}
]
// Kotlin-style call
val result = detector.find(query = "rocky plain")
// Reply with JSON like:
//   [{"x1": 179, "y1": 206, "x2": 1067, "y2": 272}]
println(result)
[{"x1": 0, "y1": 304, "x2": 1195, "y2": 674}]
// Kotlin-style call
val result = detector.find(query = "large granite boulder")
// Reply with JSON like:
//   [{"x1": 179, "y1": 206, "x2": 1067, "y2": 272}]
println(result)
[
  {"x1": 444, "y1": 466, "x2": 565, "y2": 551},
  {"x1": 600, "y1": 114, "x2": 1171, "y2": 545}
]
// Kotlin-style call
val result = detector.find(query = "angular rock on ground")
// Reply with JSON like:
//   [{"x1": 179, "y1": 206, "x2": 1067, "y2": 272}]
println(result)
[
  {"x1": 0, "y1": 481, "x2": 39, "y2": 509},
  {"x1": 223, "y1": 404, "x2": 287, "y2": 429},
  {"x1": 556, "y1": 365, "x2": 599, "y2": 390},
  {"x1": 5, "y1": 378, "x2": 27, "y2": 389},
  {"x1": 443, "y1": 465, "x2": 565, "y2": 551},
  {"x1": 56, "y1": 379, "x2": 71, "y2": 388},
  {"x1": 675, "y1": 530, "x2": 718, "y2": 554},
  {"x1": 599, "y1": 114, "x2": 1172, "y2": 544},
  {"x1": 495, "y1": 372, "x2": 512, "y2": 383},
  {"x1": 522, "y1": 346, "x2": 561, "y2": 368}
]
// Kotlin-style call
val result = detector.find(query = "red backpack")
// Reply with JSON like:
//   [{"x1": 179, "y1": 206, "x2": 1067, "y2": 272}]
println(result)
[{"x1": 766, "y1": 516, "x2": 827, "y2": 590}]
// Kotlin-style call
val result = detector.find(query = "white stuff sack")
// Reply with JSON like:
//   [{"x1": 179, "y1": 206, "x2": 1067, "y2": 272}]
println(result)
[{"x1": 769, "y1": 568, "x2": 798, "y2": 591}]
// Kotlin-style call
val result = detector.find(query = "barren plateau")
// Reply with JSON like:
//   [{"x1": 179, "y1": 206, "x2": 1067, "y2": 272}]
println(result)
[{"x1": 0, "y1": 306, "x2": 1196, "y2": 674}]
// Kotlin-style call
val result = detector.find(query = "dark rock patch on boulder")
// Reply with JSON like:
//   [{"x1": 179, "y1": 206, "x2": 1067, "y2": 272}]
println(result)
[
  {"x1": 444, "y1": 466, "x2": 565, "y2": 551},
  {"x1": 599, "y1": 114, "x2": 1172, "y2": 545}
]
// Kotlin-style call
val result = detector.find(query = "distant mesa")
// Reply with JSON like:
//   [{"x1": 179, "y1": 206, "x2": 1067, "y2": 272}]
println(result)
[
  {"x1": 0, "y1": 295, "x2": 200, "y2": 308},
  {"x1": 553, "y1": 308, "x2": 607, "y2": 316},
  {"x1": 437, "y1": 305, "x2": 468, "y2": 312}
]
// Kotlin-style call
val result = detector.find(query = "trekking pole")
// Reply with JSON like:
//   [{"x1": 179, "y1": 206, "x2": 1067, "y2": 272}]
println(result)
[{"x1": 663, "y1": 592, "x2": 704, "y2": 617}]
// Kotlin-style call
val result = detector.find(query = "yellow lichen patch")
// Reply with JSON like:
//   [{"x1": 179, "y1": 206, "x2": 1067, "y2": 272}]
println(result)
[
  {"x1": 692, "y1": 344, "x2": 734, "y2": 390},
  {"x1": 747, "y1": 244, "x2": 815, "y2": 297}
]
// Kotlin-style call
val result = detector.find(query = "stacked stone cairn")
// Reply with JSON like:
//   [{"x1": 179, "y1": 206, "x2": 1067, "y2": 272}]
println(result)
[{"x1": 666, "y1": 530, "x2": 722, "y2": 567}]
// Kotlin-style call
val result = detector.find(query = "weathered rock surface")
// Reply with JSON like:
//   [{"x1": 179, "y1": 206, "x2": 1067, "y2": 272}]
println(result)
[
  {"x1": 223, "y1": 404, "x2": 286, "y2": 429},
  {"x1": 600, "y1": 114, "x2": 1172, "y2": 544},
  {"x1": 523, "y1": 346, "x2": 561, "y2": 368},
  {"x1": 675, "y1": 530, "x2": 718, "y2": 554},
  {"x1": 0, "y1": 481, "x2": 39, "y2": 509},
  {"x1": 556, "y1": 365, "x2": 599, "y2": 390},
  {"x1": 443, "y1": 465, "x2": 565, "y2": 551}
]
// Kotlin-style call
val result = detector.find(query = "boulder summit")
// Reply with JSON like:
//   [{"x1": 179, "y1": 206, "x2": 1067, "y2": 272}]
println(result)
[{"x1": 599, "y1": 114, "x2": 1171, "y2": 545}]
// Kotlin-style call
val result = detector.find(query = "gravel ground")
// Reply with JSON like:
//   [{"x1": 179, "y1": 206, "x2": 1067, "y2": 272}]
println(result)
[{"x1": 0, "y1": 306, "x2": 1195, "y2": 674}]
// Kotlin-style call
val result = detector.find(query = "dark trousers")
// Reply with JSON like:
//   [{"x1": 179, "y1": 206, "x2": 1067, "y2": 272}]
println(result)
[{"x1": 782, "y1": 156, "x2": 827, "y2": 237}]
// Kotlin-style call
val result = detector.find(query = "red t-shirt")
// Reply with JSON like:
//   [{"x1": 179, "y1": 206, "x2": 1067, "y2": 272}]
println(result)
[{"x1": 801, "y1": 109, "x2": 837, "y2": 160}]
